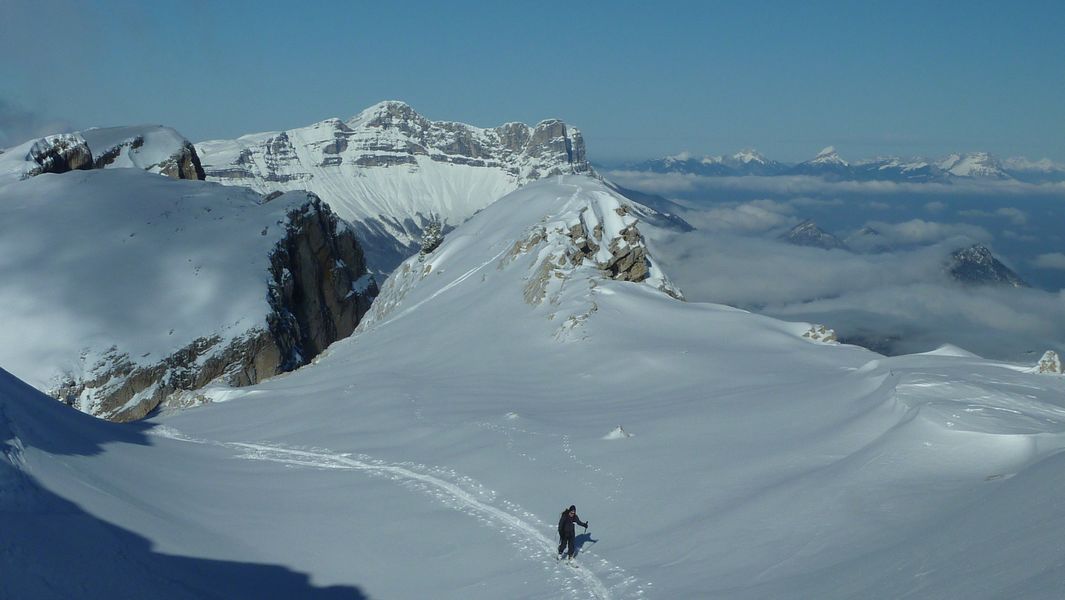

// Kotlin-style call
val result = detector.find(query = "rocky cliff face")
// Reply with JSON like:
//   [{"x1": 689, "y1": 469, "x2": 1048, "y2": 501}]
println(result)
[
  {"x1": 265, "y1": 193, "x2": 378, "y2": 369},
  {"x1": 155, "y1": 141, "x2": 207, "y2": 180},
  {"x1": 53, "y1": 193, "x2": 377, "y2": 422},
  {"x1": 23, "y1": 134, "x2": 94, "y2": 177}
]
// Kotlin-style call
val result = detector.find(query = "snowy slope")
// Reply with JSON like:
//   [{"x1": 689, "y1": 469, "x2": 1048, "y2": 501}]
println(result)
[
  {"x1": 5, "y1": 176, "x2": 1065, "y2": 598},
  {"x1": 197, "y1": 101, "x2": 593, "y2": 272}
]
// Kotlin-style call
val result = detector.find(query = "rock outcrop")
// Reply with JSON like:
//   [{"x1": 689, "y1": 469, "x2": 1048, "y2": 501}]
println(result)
[
  {"x1": 802, "y1": 324, "x2": 838, "y2": 343},
  {"x1": 1034, "y1": 350, "x2": 1063, "y2": 374},
  {"x1": 53, "y1": 194, "x2": 377, "y2": 421},
  {"x1": 155, "y1": 141, "x2": 207, "y2": 180},
  {"x1": 23, "y1": 134, "x2": 94, "y2": 177},
  {"x1": 502, "y1": 186, "x2": 683, "y2": 310}
]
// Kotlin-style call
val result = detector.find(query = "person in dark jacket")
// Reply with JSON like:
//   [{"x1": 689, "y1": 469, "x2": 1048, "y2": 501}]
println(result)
[{"x1": 557, "y1": 505, "x2": 588, "y2": 560}]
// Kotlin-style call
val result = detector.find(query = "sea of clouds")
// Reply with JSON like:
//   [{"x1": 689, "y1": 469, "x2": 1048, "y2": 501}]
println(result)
[{"x1": 624, "y1": 171, "x2": 1065, "y2": 362}]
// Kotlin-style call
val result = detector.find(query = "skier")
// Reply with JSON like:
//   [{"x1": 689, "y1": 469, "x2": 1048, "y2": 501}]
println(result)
[{"x1": 557, "y1": 505, "x2": 588, "y2": 562}]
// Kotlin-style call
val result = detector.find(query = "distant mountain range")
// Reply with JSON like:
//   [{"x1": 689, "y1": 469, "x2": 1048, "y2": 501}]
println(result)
[
  {"x1": 612, "y1": 147, "x2": 1065, "y2": 183},
  {"x1": 776, "y1": 219, "x2": 1028, "y2": 288}
]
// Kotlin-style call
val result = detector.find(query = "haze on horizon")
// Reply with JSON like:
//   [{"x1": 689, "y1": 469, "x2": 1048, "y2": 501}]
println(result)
[{"x1": 2, "y1": 0, "x2": 1063, "y2": 164}]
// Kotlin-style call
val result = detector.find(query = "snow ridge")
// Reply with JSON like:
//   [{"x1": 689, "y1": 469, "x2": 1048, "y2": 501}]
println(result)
[{"x1": 360, "y1": 176, "x2": 681, "y2": 340}]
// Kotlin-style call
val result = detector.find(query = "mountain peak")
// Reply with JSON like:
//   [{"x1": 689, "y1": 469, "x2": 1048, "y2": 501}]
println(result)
[
  {"x1": 349, "y1": 100, "x2": 424, "y2": 128},
  {"x1": 937, "y1": 152, "x2": 1008, "y2": 179},
  {"x1": 811, "y1": 145, "x2": 847, "y2": 166},
  {"x1": 732, "y1": 148, "x2": 767, "y2": 164},
  {"x1": 779, "y1": 219, "x2": 848, "y2": 250},
  {"x1": 947, "y1": 244, "x2": 1027, "y2": 287}
]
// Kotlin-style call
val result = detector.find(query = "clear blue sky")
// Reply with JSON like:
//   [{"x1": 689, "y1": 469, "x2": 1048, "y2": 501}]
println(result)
[{"x1": 3, "y1": 0, "x2": 1063, "y2": 162}]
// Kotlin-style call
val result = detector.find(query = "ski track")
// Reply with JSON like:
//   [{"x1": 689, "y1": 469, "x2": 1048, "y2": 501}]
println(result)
[
  {"x1": 474, "y1": 417, "x2": 626, "y2": 505},
  {"x1": 151, "y1": 426, "x2": 648, "y2": 599}
]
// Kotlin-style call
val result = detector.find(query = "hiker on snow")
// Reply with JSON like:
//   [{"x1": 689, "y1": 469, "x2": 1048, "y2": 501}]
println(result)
[{"x1": 557, "y1": 505, "x2": 588, "y2": 561}]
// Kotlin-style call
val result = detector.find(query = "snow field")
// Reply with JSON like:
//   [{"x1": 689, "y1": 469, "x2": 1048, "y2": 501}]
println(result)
[{"x1": 5, "y1": 176, "x2": 1065, "y2": 598}]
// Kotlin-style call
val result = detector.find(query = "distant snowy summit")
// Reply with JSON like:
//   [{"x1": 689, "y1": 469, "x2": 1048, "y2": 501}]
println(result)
[
  {"x1": 196, "y1": 100, "x2": 594, "y2": 272},
  {"x1": 650, "y1": 148, "x2": 784, "y2": 177},
  {"x1": 0, "y1": 125, "x2": 205, "y2": 187},
  {"x1": 617, "y1": 147, "x2": 1064, "y2": 183},
  {"x1": 199, "y1": 100, "x2": 591, "y2": 186},
  {"x1": 779, "y1": 221, "x2": 1026, "y2": 287}
]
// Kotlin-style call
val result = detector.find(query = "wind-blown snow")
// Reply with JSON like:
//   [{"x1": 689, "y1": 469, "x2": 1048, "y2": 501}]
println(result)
[{"x1": 4, "y1": 175, "x2": 1065, "y2": 598}]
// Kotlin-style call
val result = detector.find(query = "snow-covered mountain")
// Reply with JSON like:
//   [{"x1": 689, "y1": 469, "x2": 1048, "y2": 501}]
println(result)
[
  {"x1": 612, "y1": 148, "x2": 1064, "y2": 183},
  {"x1": 937, "y1": 152, "x2": 1009, "y2": 179},
  {"x1": 947, "y1": 244, "x2": 1029, "y2": 287},
  {"x1": 0, "y1": 125, "x2": 205, "y2": 187},
  {"x1": 844, "y1": 225, "x2": 895, "y2": 253},
  {"x1": 6, "y1": 175, "x2": 1065, "y2": 599},
  {"x1": 196, "y1": 101, "x2": 594, "y2": 273},
  {"x1": 778, "y1": 219, "x2": 849, "y2": 250},
  {"x1": 0, "y1": 169, "x2": 376, "y2": 420},
  {"x1": 623, "y1": 149, "x2": 785, "y2": 177}
]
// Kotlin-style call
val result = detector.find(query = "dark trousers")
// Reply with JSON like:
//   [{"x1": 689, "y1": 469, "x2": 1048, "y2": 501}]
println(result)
[{"x1": 558, "y1": 533, "x2": 576, "y2": 557}]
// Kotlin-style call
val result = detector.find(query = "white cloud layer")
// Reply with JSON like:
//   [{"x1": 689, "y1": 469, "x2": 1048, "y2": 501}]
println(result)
[
  {"x1": 605, "y1": 170, "x2": 1065, "y2": 199},
  {"x1": 1033, "y1": 253, "x2": 1065, "y2": 270},
  {"x1": 644, "y1": 224, "x2": 1064, "y2": 361},
  {"x1": 862, "y1": 219, "x2": 991, "y2": 246}
]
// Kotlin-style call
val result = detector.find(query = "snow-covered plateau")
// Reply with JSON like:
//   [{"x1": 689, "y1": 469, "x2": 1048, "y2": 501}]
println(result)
[{"x1": 5, "y1": 176, "x2": 1065, "y2": 599}]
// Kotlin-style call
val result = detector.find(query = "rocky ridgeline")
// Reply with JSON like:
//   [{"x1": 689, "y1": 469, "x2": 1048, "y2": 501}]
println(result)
[
  {"x1": 202, "y1": 101, "x2": 591, "y2": 184},
  {"x1": 503, "y1": 188, "x2": 683, "y2": 311},
  {"x1": 360, "y1": 179, "x2": 683, "y2": 343},
  {"x1": 4, "y1": 127, "x2": 206, "y2": 184},
  {"x1": 55, "y1": 194, "x2": 377, "y2": 421}
]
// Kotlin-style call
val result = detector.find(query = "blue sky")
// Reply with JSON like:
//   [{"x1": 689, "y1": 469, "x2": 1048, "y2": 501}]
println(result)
[{"x1": 2, "y1": 0, "x2": 1063, "y2": 162}]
